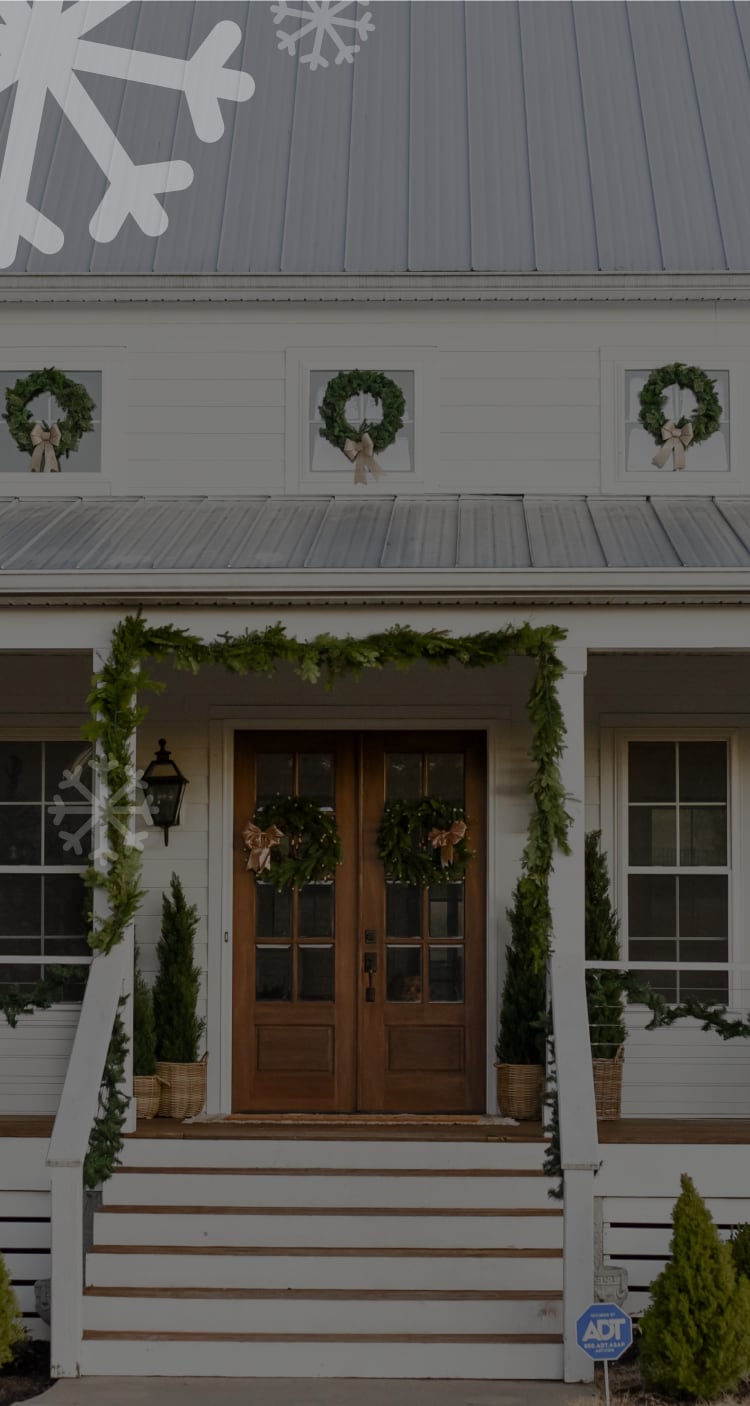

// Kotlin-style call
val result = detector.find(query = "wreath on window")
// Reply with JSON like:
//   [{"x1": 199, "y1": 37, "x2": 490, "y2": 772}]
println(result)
[
  {"x1": 377, "y1": 798, "x2": 473, "y2": 886},
  {"x1": 638, "y1": 363, "x2": 722, "y2": 470},
  {"x1": 319, "y1": 369, "x2": 406, "y2": 484},
  {"x1": 3, "y1": 367, "x2": 96, "y2": 472},
  {"x1": 242, "y1": 796, "x2": 343, "y2": 892}
]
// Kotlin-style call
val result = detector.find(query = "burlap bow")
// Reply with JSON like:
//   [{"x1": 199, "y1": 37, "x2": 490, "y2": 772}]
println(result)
[
  {"x1": 428, "y1": 820, "x2": 467, "y2": 868},
  {"x1": 30, "y1": 422, "x2": 62, "y2": 473},
  {"x1": 652, "y1": 420, "x2": 694, "y2": 471},
  {"x1": 242, "y1": 821, "x2": 283, "y2": 874},
  {"x1": 343, "y1": 432, "x2": 385, "y2": 485}
]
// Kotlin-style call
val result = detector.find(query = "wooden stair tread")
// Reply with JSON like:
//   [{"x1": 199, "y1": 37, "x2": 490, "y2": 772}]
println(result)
[
  {"x1": 82, "y1": 1331, "x2": 563, "y2": 1344},
  {"x1": 90, "y1": 1244, "x2": 563, "y2": 1258},
  {"x1": 84, "y1": 1287, "x2": 563, "y2": 1301},
  {"x1": 116, "y1": 1165, "x2": 545, "y2": 1178},
  {"x1": 100, "y1": 1204, "x2": 561, "y2": 1217}
]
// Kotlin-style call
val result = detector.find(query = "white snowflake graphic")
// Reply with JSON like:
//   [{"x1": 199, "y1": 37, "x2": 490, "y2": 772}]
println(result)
[
  {"x1": 48, "y1": 756, "x2": 154, "y2": 864},
  {"x1": 272, "y1": 1, "x2": 374, "y2": 71},
  {"x1": 0, "y1": 1, "x2": 255, "y2": 269}
]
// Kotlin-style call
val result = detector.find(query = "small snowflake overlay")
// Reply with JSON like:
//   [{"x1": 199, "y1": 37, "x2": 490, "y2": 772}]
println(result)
[
  {"x1": 48, "y1": 756, "x2": 154, "y2": 864},
  {"x1": 272, "y1": 1, "x2": 374, "y2": 72},
  {"x1": 0, "y1": 1, "x2": 255, "y2": 268}
]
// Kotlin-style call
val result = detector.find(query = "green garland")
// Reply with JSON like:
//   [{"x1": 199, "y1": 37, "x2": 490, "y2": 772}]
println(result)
[
  {"x1": 3, "y1": 367, "x2": 96, "y2": 459},
  {"x1": 639, "y1": 363, "x2": 722, "y2": 448},
  {"x1": 0, "y1": 966, "x2": 86, "y2": 1028},
  {"x1": 377, "y1": 798, "x2": 472, "y2": 886},
  {"x1": 83, "y1": 1007, "x2": 129, "y2": 1189},
  {"x1": 247, "y1": 797, "x2": 343, "y2": 891},
  {"x1": 319, "y1": 370, "x2": 406, "y2": 454}
]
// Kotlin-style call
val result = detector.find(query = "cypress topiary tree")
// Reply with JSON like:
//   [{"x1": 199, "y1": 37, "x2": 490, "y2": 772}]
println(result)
[
  {"x1": 496, "y1": 879, "x2": 547, "y2": 1065},
  {"x1": 731, "y1": 1223, "x2": 750, "y2": 1282},
  {"x1": 640, "y1": 1173, "x2": 750, "y2": 1400},
  {"x1": 0, "y1": 1251, "x2": 23, "y2": 1369},
  {"x1": 153, "y1": 874, "x2": 204, "y2": 1064},
  {"x1": 132, "y1": 948, "x2": 156, "y2": 1077},
  {"x1": 585, "y1": 832, "x2": 627, "y2": 1059}
]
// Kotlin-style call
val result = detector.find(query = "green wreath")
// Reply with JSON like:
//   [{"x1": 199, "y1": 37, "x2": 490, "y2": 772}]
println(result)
[
  {"x1": 639, "y1": 363, "x2": 722, "y2": 448},
  {"x1": 3, "y1": 367, "x2": 96, "y2": 461},
  {"x1": 377, "y1": 798, "x2": 473, "y2": 886},
  {"x1": 244, "y1": 796, "x2": 343, "y2": 892},
  {"x1": 319, "y1": 370, "x2": 406, "y2": 455}
]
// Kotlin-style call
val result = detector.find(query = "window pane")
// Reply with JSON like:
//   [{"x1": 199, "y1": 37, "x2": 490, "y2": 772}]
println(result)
[
  {"x1": 429, "y1": 884, "x2": 464, "y2": 939},
  {"x1": 629, "y1": 743, "x2": 675, "y2": 803},
  {"x1": 386, "y1": 883, "x2": 421, "y2": 938},
  {"x1": 256, "y1": 754, "x2": 293, "y2": 804},
  {"x1": 0, "y1": 808, "x2": 41, "y2": 865},
  {"x1": 629, "y1": 939, "x2": 676, "y2": 964},
  {"x1": 386, "y1": 754, "x2": 421, "y2": 802},
  {"x1": 427, "y1": 754, "x2": 464, "y2": 803},
  {"x1": 45, "y1": 806, "x2": 92, "y2": 864},
  {"x1": 679, "y1": 876, "x2": 728, "y2": 938},
  {"x1": 386, "y1": 946, "x2": 421, "y2": 1002},
  {"x1": 256, "y1": 946, "x2": 292, "y2": 1001},
  {"x1": 0, "y1": 964, "x2": 44, "y2": 992},
  {"x1": 0, "y1": 937, "x2": 43, "y2": 956},
  {"x1": 0, "y1": 875, "x2": 41, "y2": 936},
  {"x1": 299, "y1": 754, "x2": 334, "y2": 806},
  {"x1": 629, "y1": 807, "x2": 676, "y2": 866},
  {"x1": 256, "y1": 884, "x2": 292, "y2": 939},
  {"x1": 0, "y1": 743, "x2": 41, "y2": 802},
  {"x1": 428, "y1": 946, "x2": 464, "y2": 1002},
  {"x1": 681, "y1": 973, "x2": 729, "y2": 1002},
  {"x1": 679, "y1": 742, "x2": 727, "y2": 802},
  {"x1": 298, "y1": 946, "x2": 334, "y2": 1001},
  {"x1": 43, "y1": 936, "x2": 90, "y2": 957},
  {"x1": 44, "y1": 875, "x2": 87, "y2": 936},
  {"x1": 629, "y1": 875, "x2": 676, "y2": 937},
  {"x1": 631, "y1": 968, "x2": 676, "y2": 1001},
  {"x1": 298, "y1": 883, "x2": 334, "y2": 939},
  {"x1": 679, "y1": 807, "x2": 727, "y2": 867},
  {"x1": 44, "y1": 743, "x2": 94, "y2": 801}
]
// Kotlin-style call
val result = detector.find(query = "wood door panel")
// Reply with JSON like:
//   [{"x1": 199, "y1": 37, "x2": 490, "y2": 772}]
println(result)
[
  {"x1": 387, "y1": 1027, "x2": 465, "y2": 1073},
  {"x1": 256, "y1": 1026, "x2": 334, "y2": 1073}
]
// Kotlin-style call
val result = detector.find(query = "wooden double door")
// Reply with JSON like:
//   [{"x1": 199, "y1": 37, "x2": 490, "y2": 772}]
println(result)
[{"x1": 232, "y1": 732, "x2": 486, "y2": 1113}]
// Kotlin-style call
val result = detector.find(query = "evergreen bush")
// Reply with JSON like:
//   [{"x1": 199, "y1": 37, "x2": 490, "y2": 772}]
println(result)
[
  {"x1": 0, "y1": 1250, "x2": 23, "y2": 1369},
  {"x1": 153, "y1": 874, "x2": 204, "y2": 1064},
  {"x1": 496, "y1": 879, "x2": 547, "y2": 1065},
  {"x1": 639, "y1": 1173, "x2": 750, "y2": 1400},
  {"x1": 132, "y1": 949, "x2": 156, "y2": 1077},
  {"x1": 585, "y1": 832, "x2": 627, "y2": 1059},
  {"x1": 731, "y1": 1222, "x2": 750, "y2": 1282}
]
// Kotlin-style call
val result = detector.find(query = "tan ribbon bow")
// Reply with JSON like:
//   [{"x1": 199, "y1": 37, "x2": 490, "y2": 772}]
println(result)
[
  {"x1": 29, "y1": 422, "x2": 62, "y2": 473},
  {"x1": 652, "y1": 420, "x2": 694, "y2": 471},
  {"x1": 242, "y1": 821, "x2": 283, "y2": 874},
  {"x1": 343, "y1": 432, "x2": 385, "y2": 485},
  {"x1": 428, "y1": 819, "x2": 467, "y2": 869}
]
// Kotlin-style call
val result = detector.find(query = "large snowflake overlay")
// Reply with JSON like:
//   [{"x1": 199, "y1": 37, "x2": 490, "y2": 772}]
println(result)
[
  {"x1": 0, "y1": 1, "x2": 255, "y2": 269},
  {"x1": 272, "y1": 1, "x2": 374, "y2": 71},
  {"x1": 48, "y1": 756, "x2": 154, "y2": 864}
]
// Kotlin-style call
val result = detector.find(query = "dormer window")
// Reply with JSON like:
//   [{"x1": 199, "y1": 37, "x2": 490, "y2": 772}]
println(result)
[
  {"x1": 625, "y1": 369, "x2": 730, "y2": 475},
  {"x1": 0, "y1": 369, "x2": 102, "y2": 475}
]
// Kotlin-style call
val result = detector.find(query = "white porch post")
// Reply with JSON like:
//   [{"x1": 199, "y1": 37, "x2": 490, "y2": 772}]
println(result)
[{"x1": 547, "y1": 646, "x2": 598, "y2": 1384}]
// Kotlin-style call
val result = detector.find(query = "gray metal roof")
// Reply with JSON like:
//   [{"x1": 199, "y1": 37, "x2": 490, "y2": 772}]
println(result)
[
  {"x1": 4, "y1": 495, "x2": 750, "y2": 573},
  {"x1": 3, "y1": 1, "x2": 750, "y2": 276}
]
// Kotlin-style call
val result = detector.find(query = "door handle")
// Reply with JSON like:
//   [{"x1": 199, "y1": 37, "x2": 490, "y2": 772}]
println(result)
[{"x1": 363, "y1": 950, "x2": 377, "y2": 1002}]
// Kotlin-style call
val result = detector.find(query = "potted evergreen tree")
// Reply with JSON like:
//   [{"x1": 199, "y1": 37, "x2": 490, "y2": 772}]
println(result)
[
  {"x1": 585, "y1": 832, "x2": 627, "y2": 1119},
  {"x1": 495, "y1": 879, "x2": 547, "y2": 1120},
  {"x1": 153, "y1": 874, "x2": 206, "y2": 1120},
  {"x1": 132, "y1": 949, "x2": 160, "y2": 1120}
]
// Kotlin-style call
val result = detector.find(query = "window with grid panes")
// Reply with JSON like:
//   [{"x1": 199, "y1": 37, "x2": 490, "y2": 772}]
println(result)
[
  {"x1": 0, "y1": 740, "x2": 91, "y2": 993},
  {"x1": 626, "y1": 740, "x2": 729, "y2": 1002},
  {"x1": 0, "y1": 372, "x2": 102, "y2": 473},
  {"x1": 624, "y1": 370, "x2": 729, "y2": 474},
  {"x1": 308, "y1": 370, "x2": 415, "y2": 477}
]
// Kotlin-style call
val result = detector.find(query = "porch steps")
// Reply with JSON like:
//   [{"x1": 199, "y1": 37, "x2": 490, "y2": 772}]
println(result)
[{"x1": 81, "y1": 1137, "x2": 563, "y2": 1379}]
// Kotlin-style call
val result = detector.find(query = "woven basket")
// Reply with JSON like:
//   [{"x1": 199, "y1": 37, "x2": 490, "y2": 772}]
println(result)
[
  {"x1": 593, "y1": 1045, "x2": 625, "y2": 1120},
  {"x1": 133, "y1": 1074, "x2": 161, "y2": 1121},
  {"x1": 156, "y1": 1056, "x2": 207, "y2": 1121},
  {"x1": 495, "y1": 1062, "x2": 544, "y2": 1121}
]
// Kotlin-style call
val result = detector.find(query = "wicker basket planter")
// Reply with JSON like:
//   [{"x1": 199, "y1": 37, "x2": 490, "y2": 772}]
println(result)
[
  {"x1": 133, "y1": 1074, "x2": 161, "y2": 1120},
  {"x1": 495, "y1": 1062, "x2": 544, "y2": 1121},
  {"x1": 156, "y1": 1057, "x2": 207, "y2": 1120},
  {"x1": 593, "y1": 1045, "x2": 624, "y2": 1121}
]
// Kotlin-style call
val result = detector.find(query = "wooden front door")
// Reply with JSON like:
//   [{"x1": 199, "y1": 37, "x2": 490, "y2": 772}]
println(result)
[{"x1": 232, "y1": 731, "x2": 486, "y2": 1113}]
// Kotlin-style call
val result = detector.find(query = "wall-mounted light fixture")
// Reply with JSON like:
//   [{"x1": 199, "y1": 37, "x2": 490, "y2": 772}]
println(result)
[{"x1": 143, "y1": 738, "x2": 188, "y2": 846}]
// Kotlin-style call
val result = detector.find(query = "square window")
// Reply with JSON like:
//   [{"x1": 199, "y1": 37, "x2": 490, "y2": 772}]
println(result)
[
  {"x1": 0, "y1": 370, "x2": 102, "y2": 474},
  {"x1": 308, "y1": 370, "x2": 415, "y2": 477},
  {"x1": 624, "y1": 370, "x2": 729, "y2": 475}
]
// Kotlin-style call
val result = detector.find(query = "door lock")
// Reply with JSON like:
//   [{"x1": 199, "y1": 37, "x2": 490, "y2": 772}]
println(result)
[{"x1": 364, "y1": 950, "x2": 377, "y2": 1002}]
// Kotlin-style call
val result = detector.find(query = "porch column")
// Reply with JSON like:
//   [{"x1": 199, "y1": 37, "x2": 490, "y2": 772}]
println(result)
[{"x1": 547, "y1": 647, "x2": 598, "y2": 1384}]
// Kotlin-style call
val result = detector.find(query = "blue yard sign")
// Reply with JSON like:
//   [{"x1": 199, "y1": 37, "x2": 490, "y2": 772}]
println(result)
[{"x1": 576, "y1": 1302, "x2": 633, "y2": 1361}]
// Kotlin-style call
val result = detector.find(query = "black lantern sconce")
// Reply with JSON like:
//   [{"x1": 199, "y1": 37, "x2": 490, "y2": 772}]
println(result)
[{"x1": 143, "y1": 738, "x2": 189, "y2": 846}]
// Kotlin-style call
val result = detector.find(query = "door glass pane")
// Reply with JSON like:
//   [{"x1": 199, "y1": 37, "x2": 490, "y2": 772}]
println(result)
[
  {"x1": 428, "y1": 753, "x2": 464, "y2": 803},
  {"x1": 629, "y1": 808, "x2": 676, "y2": 866},
  {"x1": 629, "y1": 742, "x2": 675, "y2": 802},
  {"x1": 256, "y1": 946, "x2": 292, "y2": 1001},
  {"x1": 298, "y1": 945, "x2": 334, "y2": 1001},
  {"x1": 386, "y1": 883, "x2": 421, "y2": 937},
  {"x1": 0, "y1": 807, "x2": 41, "y2": 865},
  {"x1": 679, "y1": 742, "x2": 727, "y2": 802},
  {"x1": 256, "y1": 753, "x2": 293, "y2": 804},
  {"x1": 298, "y1": 883, "x2": 334, "y2": 938},
  {"x1": 387, "y1": 946, "x2": 421, "y2": 1001},
  {"x1": 256, "y1": 884, "x2": 292, "y2": 939},
  {"x1": 0, "y1": 743, "x2": 41, "y2": 802},
  {"x1": 429, "y1": 884, "x2": 464, "y2": 938},
  {"x1": 679, "y1": 807, "x2": 727, "y2": 866},
  {"x1": 0, "y1": 875, "x2": 41, "y2": 936},
  {"x1": 628, "y1": 875, "x2": 676, "y2": 937},
  {"x1": 299, "y1": 754, "x2": 334, "y2": 806},
  {"x1": 679, "y1": 875, "x2": 728, "y2": 937},
  {"x1": 44, "y1": 875, "x2": 86, "y2": 936},
  {"x1": 429, "y1": 946, "x2": 464, "y2": 1002},
  {"x1": 386, "y1": 754, "x2": 421, "y2": 801}
]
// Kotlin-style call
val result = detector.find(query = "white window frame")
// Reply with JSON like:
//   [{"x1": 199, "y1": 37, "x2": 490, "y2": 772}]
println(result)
[
  {"x1": 600, "y1": 346, "x2": 750, "y2": 495},
  {"x1": 0, "y1": 347, "x2": 125, "y2": 497},
  {"x1": 285, "y1": 346, "x2": 438, "y2": 494}
]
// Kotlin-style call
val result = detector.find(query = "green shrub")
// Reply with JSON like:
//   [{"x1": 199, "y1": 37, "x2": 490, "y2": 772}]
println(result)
[
  {"x1": 585, "y1": 832, "x2": 627, "y2": 1059},
  {"x1": 639, "y1": 1173, "x2": 750, "y2": 1400},
  {"x1": 0, "y1": 1250, "x2": 23, "y2": 1369},
  {"x1": 731, "y1": 1222, "x2": 750, "y2": 1282},
  {"x1": 132, "y1": 949, "x2": 156, "y2": 1077},
  {"x1": 153, "y1": 874, "x2": 204, "y2": 1064},
  {"x1": 496, "y1": 879, "x2": 547, "y2": 1065}
]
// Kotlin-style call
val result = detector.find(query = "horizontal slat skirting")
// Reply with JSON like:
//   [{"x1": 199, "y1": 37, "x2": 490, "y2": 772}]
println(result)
[
  {"x1": 83, "y1": 1287, "x2": 563, "y2": 1301},
  {"x1": 90, "y1": 1245, "x2": 563, "y2": 1259},
  {"x1": 99, "y1": 1205, "x2": 562, "y2": 1218},
  {"x1": 82, "y1": 1331, "x2": 564, "y2": 1345}
]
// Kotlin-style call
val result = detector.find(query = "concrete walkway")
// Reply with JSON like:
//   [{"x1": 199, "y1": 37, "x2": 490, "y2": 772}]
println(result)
[{"x1": 37, "y1": 1378, "x2": 598, "y2": 1406}]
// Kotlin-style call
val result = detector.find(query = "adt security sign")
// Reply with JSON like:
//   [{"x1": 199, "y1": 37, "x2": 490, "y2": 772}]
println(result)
[{"x1": 577, "y1": 1302, "x2": 633, "y2": 1361}]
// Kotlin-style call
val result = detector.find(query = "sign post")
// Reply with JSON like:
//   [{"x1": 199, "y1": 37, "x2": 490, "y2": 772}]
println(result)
[{"x1": 576, "y1": 1302, "x2": 633, "y2": 1406}]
